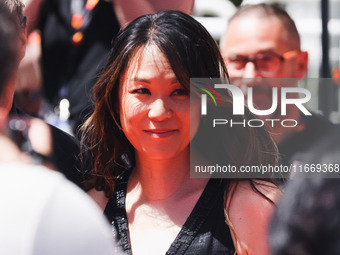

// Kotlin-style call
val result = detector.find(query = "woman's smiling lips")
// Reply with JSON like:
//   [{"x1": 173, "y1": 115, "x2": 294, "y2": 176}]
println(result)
[{"x1": 144, "y1": 129, "x2": 179, "y2": 138}]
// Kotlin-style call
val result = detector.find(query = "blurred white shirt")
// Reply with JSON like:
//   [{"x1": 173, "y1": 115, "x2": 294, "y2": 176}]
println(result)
[{"x1": 0, "y1": 162, "x2": 120, "y2": 255}]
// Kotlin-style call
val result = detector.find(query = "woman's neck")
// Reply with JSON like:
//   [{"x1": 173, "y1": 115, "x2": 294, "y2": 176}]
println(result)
[{"x1": 129, "y1": 149, "x2": 194, "y2": 201}]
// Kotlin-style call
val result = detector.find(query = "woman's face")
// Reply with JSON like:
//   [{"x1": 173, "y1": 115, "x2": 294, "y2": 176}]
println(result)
[{"x1": 118, "y1": 45, "x2": 200, "y2": 160}]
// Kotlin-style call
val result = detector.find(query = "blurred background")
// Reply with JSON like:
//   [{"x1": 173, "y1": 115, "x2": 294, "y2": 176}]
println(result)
[
  {"x1": 16, "y1": 0, "x2": 340, "y2": 133},
  {"x1": 193, "y1": 0, "x2": 340, "y2": 123}
]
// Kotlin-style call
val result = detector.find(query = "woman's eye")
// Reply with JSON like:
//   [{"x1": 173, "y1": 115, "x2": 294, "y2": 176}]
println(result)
[
  {"x1": 171, "y1": 89, "x2": 188, "y2": 96},
  {"x1": 132, "y1": 88, "x2": 151, "y2": 95}
]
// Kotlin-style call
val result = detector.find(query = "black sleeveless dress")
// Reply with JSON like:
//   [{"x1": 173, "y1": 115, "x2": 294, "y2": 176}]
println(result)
[{"x1": 104, "y1": 172, "x2": 235, "y2": 255}]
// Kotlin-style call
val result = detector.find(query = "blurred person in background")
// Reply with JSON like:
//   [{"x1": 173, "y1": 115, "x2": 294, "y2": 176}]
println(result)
[
  {"x1": 269, "y1": 120, "x2": 340, "y2": 254},
  {"x1": 23, "y1": 0, "x2": 195, "y2": 134},
  {"x1": 220, "y1": 3, "x2": 338, "y2": 173},
  {"x1": 270, "y1": 176, "x2": 340, "y2": 255},
  {"x1": 3, "y1": 0, "x2": 88, "y2": 187},
  {"x1": 3, "y1": 0, "x2": 42, "y2": 117},
  {"x1": 0, "y1": 0, "x2": 26, "y2": 117},
  {"x1": 0, "y1": 5, "x2": 121, "y2": 255}
]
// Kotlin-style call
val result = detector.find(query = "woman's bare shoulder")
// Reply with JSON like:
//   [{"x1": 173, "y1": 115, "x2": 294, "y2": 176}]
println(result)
[
  {"x1": 229, "y1": 180, "x2": 281, "y2": 206},
  {"x1": 227, "y1": 180, "x2": 281, "y2": 255}
]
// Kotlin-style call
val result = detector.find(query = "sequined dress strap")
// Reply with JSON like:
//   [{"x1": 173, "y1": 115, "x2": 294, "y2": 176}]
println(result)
[{"x1": 104, "y1": 171, "x2": 225, "y2": 255}]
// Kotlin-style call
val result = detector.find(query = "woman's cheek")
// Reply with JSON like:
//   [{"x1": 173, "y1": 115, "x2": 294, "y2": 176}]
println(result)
[{"x1": 121, "y1": 97, "x2": 148, "y2": 125}]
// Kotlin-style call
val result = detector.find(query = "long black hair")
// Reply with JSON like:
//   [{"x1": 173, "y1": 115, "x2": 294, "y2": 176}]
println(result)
[{"x1": 80, "y1": 10, "x2": 277, "y2": 197}]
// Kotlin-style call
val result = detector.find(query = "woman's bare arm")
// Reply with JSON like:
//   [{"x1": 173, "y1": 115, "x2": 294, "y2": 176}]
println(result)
[{"x1": 227, "y1": 181, "x2": 281, "y2": 255}]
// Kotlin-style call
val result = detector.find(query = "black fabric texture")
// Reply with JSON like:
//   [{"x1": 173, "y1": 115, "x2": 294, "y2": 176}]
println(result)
[{"x1": 104, "y1": 171, "x2": 235, "y2": 255}]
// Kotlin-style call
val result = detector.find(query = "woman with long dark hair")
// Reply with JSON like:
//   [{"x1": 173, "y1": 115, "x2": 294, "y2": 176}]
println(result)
[{"x1": 81, "y1": 10, "x2": 280, "y2": 255}]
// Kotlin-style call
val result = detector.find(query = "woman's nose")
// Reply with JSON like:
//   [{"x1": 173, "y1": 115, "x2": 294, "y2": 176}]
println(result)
[{"x1": 148, "y1": 98, "x2": 172, "y2": 121}]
